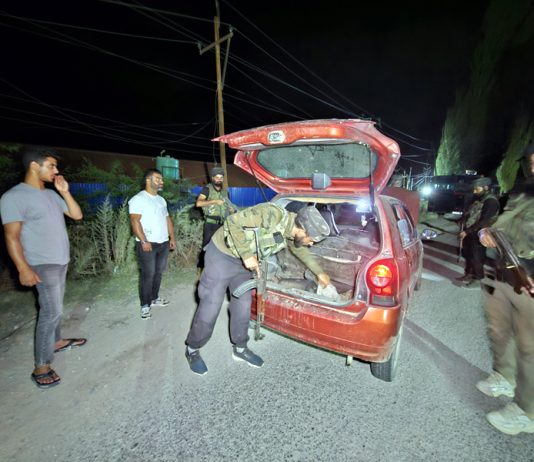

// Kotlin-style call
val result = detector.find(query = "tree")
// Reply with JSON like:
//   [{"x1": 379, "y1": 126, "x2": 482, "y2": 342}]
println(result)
[
  {"x1": 496, "y1": 115, "x2": 534, "y2": 193},
  {"x1": 435, "y1": 0, "x2": 532, "y2": 174}
]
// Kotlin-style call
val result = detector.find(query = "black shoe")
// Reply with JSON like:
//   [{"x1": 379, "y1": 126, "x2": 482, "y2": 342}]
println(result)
[
  {"x1": 456, "y1": 274, "x2": 473, "y2": 283},
  {"x1": 232, "y1": 346, "x2": 264, "y2": 368},
  {"x1": 462, "y1": 279, "x2": 481, "y2": 289},
  {"x1": 185, "y1": 348, "x2": 208, "y2": 375}
]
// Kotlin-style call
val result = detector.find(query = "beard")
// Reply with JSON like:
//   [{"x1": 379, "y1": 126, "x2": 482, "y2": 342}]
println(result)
[{"x1": 213, "y1": 181, "x2": 223, "y2": 188}]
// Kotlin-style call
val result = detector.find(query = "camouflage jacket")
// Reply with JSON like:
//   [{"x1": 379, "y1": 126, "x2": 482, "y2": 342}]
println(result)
[
  {"x1": 464, "y1": 192, "x2": 500, "y2": 233},
  {"x1": 200, "y1": 183, "x2": 235, "y2": 220},
  {"x1": 493, "y1": 192, "x2": 534, "y2": 261},
  {"x1": 211, "y1": 203, "x2": 324, "y2": 276}
]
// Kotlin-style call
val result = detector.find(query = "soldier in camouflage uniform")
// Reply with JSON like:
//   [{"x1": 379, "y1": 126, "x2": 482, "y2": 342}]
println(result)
[
  {"x1": 185, "y1": 203, "x2": 331, "y2": 375},
  {"x1": 196, "y1": 167, "x2": 237, "y2": 268},
  {"x1": 457, "y1": 177, "x2": 500, "y2": 288},
  {"x1": 476, "y1": 144, "x2": 534, "y2": 435}
]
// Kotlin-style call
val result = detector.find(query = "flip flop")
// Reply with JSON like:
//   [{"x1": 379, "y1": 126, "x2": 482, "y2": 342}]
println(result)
[
  {"x1": 31, "y1": 370, "x2": 61, "y2": 389},
  {"x1": 54, "y1": 338, "x2": 87, "y2": 353}
]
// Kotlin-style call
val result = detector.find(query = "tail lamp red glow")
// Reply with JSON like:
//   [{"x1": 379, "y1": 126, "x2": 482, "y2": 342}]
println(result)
[{"x1": 366, "y1": 259, "x2": 398, "y2": 306}]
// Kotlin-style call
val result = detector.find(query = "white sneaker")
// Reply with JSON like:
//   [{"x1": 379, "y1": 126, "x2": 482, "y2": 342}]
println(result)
[
  {"x1": 487, "y1": 403, "x2": 534, "y2": 435},
  {"x1": 141, "y1": 305, "x2": 152, "y2": 319},
  {"x1": 476, "y1": 371, "x2": 515, "y2": 398},
  {"x1": 151, "y1": 297, "x2": 170, "y2": 307}
]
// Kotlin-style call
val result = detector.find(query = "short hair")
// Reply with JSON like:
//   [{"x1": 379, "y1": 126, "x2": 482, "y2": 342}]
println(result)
[
  {"x1": 143, "y1": 168, "x2": 162, "y2": 183},
  {"x1": 22, "y1": 146, "x2": 60, "y2": 171}
]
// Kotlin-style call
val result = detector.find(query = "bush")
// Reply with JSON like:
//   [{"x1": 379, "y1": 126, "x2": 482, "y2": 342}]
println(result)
[{"x1": 168, "y1": 205, "x2": 203, "y2": 268}]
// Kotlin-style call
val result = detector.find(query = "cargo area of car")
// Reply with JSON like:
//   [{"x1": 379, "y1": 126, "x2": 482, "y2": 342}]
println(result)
[{"x1": 265, "y1": 200, "x2": 381, "y2": 303}]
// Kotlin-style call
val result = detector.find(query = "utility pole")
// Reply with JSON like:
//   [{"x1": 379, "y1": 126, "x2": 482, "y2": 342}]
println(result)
[{"x1": 198, "y1": 1, "x2": 233, "y2": 189}]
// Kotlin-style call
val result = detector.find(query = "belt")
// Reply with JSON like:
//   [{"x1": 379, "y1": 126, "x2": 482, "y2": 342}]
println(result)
[{"x1": 205, "y1": 217, "x2": 223, "y2": 225}]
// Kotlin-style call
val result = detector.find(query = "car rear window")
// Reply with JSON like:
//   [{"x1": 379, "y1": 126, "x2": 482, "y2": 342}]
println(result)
[{"x1": 256, "y1": 143, "x2": 378, "y2": 179}]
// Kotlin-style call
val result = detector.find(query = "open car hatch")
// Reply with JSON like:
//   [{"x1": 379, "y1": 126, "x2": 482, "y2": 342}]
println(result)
[{"x1": 214, "y1": 119, "x2": 401, "y2": 195}]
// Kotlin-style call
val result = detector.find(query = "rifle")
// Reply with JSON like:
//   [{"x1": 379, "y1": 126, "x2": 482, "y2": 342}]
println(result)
[
  {"x1": 457, "y1": 219, "x2": 465, "y2": 263},
  {"x1": 231, "y1": 227, "x2": 266, "y2": 340},
  {"x1": 486, "y1": 228, "x2": 534, "y2": 297}
]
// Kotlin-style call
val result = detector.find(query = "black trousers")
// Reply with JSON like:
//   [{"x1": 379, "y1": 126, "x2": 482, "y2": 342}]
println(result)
[
  {"x1": 136, "y1": 241, "x2": 169, "y2": 306},
  {"x1": 462, "y1": 232, "x2": 486, "y2": 279},
  {"x1": 186, "y1": 241, "x2": 252, "y2": 349}
]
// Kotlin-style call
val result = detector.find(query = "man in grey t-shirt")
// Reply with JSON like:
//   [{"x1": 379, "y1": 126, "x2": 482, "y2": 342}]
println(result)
[{"x1": 0, "y1": 147, "x2": 85, "y2": 389}]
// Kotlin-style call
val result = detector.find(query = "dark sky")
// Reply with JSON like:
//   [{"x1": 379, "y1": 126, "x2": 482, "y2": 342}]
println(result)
[{"x1": 0, "y1": 0, "x2": 528, "y2": 173}]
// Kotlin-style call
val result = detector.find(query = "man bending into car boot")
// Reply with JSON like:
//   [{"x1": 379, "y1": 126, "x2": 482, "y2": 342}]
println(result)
[{"x1": 185, "y1": 203, "x2": 331, "y2": 375}]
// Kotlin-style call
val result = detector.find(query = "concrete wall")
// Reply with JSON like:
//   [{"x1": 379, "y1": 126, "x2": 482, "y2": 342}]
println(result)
[{"x1": 51, "y1": 146, "x2": 257, "y2": 187}]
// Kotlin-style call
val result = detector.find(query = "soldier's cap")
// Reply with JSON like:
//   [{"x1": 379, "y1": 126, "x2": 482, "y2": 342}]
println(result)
[
  {"x1": 295, "y1": 206, "x2": 330, "y2": 242},
  {"x1": 472, "y1": 177, "x2": 492, "y2": 188},
  {"x1": 210, "y1": 167, "x2": 225, "y2": 177}
]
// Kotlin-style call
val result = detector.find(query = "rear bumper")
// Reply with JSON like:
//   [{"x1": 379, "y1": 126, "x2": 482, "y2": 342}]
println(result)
[{"x1": 252, "y1": 291, "x2": 402, "y2": 362}]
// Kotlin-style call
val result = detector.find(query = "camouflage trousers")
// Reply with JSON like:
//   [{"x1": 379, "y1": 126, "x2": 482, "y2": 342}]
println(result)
[{"x1": 481, "y1": 277, "x2": 534, "y2": 413}]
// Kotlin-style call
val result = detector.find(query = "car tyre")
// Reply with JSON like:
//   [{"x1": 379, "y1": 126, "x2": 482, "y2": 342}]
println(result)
[{"x1": 370, "y1": 322, "x2": 404, "y2": 382}]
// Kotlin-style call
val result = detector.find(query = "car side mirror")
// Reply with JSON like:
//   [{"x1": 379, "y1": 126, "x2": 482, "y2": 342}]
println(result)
[{"x1": 312, "y1": 173, "x2": 332, "y2": 190}]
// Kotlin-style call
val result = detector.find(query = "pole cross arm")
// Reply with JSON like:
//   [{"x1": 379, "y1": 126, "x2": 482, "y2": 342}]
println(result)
[{"x1": 198, "y1": 30, "x2": 234, "y2": 55}]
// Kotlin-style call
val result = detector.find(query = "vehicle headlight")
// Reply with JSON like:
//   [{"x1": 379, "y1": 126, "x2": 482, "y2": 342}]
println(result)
[{"x1": 420, "y1": 185, "x2": 433, "y2": 197}]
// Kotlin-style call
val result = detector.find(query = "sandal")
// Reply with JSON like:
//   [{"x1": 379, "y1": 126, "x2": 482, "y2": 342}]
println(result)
[
  {"x1": 31, "y1": 369, "x2": 61, "y2": 389},
  {"x1": 54, "y1": 338, "x2": 87, "y2": 353}
]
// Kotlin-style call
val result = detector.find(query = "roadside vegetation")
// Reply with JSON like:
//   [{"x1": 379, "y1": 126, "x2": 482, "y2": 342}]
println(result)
[{"x1": 0, "y1": 155, "x2": 203, "y2": 339}]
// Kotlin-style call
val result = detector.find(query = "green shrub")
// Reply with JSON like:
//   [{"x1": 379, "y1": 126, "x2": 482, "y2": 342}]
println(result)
[{"x1": 168, "y1": 205, "x2": 203, "y2": 268}]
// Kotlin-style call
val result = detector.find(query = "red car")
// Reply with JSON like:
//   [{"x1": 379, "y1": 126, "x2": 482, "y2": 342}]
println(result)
[{"x1": 216, "y1": 119, "x2": 423, "y2": 381}]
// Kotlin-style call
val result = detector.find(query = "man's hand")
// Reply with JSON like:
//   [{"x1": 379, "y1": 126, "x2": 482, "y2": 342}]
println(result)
[
  {"x1": 458, "y1": 231, "x2": 467, "y2": 240},
  {"x1": 213, "y1": 199, "x2": 224, "y2": 206},
  {"x1": 169, "y1": 239, "x2": 176, "y2": 251},
  {"x1": 243, "y1": 255, "x2": 260, "y2": 277},
  {"x1": 19, "y1": 267, "x2": 41, "y2": 287},
  {"x1": 141, "y1": 241, "x2": 153, "y2": 252},
  {"x1": 54, "y1": 175, "x2": 69, "y2": 193},
  {"x1": 317, "y1": 273, "x2": 330, "y2": 288},
  {"x1": 521, "y1": 276, "x2": 534, "y2": 296},
  {"x1": 478, "y1": 228, "x2": 497, "y2": 248}
]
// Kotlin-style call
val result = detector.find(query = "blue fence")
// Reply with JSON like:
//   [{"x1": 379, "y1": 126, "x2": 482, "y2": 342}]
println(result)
[
  {"x1": 190, "y1": 186, "x2": 276, "y2": 207},
  {"x1": 70, "y1": 183, "x2": 276, "y2": 210}
]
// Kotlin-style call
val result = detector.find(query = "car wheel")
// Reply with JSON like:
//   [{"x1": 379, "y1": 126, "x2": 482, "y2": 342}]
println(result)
[{"x1": 370, "y1": 322, "x2": 404, "y2": 382}]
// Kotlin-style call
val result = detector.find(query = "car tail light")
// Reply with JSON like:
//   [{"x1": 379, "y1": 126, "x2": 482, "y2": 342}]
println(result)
[{"x1": 366, "y1": 258, "x2": 398, "y2": 307}]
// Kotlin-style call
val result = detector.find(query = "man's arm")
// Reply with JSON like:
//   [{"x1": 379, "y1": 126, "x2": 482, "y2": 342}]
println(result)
[
  {"x1": 195, "y1": 193, "x2": 224, "y2": 208},
  {"x1": 3, "y1": 222, "x2": 41, "y2": 286},
  {"x1": 465, "y1": 198, "x2": 500, "y2": 233},
  {"x1": 129, "y1": 214, "x2": 152, "y2": 251},
  {"x1": 166, "y1": 215, "x2": 176, "y2": 250},
  {"x1": 54, "y1": 175, "x2": 82, "y2": 220},
  {"x1": 287, "y1": 242, "x2": 330, "y2": 287}
]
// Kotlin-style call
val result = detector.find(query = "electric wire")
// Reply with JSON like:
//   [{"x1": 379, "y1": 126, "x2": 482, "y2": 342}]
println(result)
[
  {"x1": 222, "y1": 0, "x2": 434, "y2": 146},
  {"x1": 0, "y1": 14, "x2": 196, "y2": 43}
]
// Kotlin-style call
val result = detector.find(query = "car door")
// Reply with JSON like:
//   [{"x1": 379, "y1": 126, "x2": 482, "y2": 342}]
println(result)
[{"x1": 391, "y1": 202, "x2": 422, "y2": 293}]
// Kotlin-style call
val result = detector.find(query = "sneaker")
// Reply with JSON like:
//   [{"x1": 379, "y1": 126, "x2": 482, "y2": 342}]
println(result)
[
  {"x1": 140, "y1": 305, "x2": 152, "y2": 319},
  {"x1": 476, "y1": 371, "x2": 515, "y2": 398},
  {"x1": 185, "y1": 348, "x2": 208, "y2": 375},
  {"x1": 151, "y1": 297, "x2": 170, "y2": 307},
  {"x1": 232, "y1": 347, "x2": 264, "y2": 368},
  {"x1": 487, "y1": 403, "x2": 534, "y2": 435}
]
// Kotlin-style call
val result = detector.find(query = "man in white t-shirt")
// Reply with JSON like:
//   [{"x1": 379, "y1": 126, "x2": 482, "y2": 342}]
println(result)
[{"x1": 128, "y1": 169, "x2": 176, "y2": 319}]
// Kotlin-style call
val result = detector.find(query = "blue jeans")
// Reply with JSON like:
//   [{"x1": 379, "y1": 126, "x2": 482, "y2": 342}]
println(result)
[
  {"x1": 32, "y1": 264, "x2": 68, "y2": 367},
  {"x1": 136, "y1": 241, "x2": 170, "y2": 307}
]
